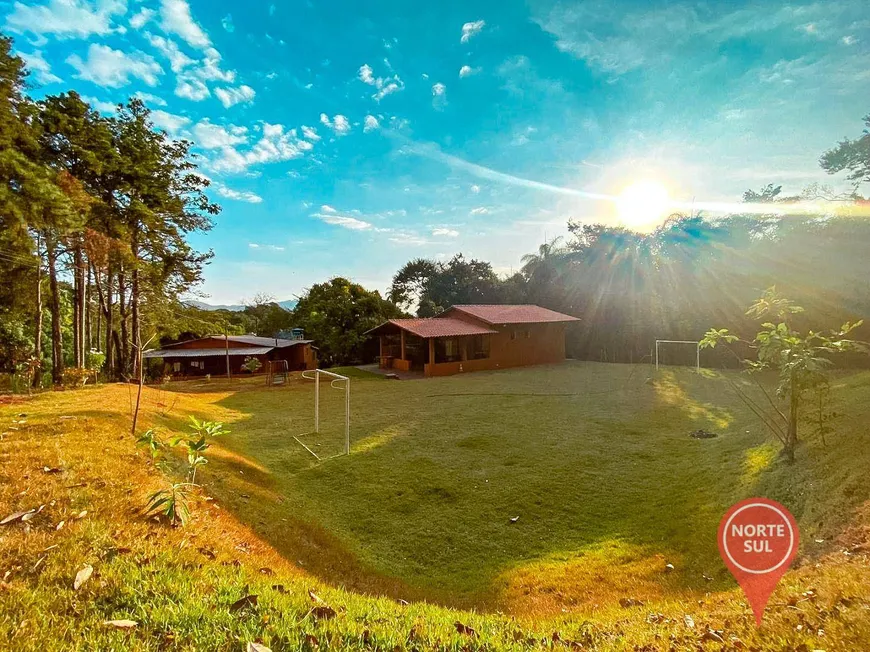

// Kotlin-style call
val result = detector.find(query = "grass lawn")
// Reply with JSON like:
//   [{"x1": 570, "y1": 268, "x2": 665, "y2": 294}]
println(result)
[
  {"x1": 145, "y1": 362, "x2": 870, "y2": 613},
  {"x1": 3, "y1": 361, "x2": 870, "y2": 650}
]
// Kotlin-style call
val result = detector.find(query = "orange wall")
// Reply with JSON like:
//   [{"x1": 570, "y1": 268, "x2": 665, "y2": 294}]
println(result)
[{"x1": 424, "y1": 322, "x2": 567, "y2": 376}]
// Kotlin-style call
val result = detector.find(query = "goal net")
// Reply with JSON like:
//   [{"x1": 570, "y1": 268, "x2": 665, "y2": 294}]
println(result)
[
  {"x1": 655, "y1": 340, "x2": 701, "y2": 372},
  {"x1": 295, "y1": 369, "x2": 350, "y2": 461}
]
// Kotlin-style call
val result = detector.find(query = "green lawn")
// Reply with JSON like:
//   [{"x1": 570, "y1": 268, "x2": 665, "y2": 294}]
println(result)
[
  {"x1": 156, "y1": 361, "x2": 870, "y2": 614},
  {"x1": 4, "y1": 362, "x2": 870, "y2": 650}
]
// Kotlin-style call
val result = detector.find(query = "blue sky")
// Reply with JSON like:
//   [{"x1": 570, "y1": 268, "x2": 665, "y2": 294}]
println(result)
[{"x1": 3, "y1": 0, "x2": 869, "y2": 303}]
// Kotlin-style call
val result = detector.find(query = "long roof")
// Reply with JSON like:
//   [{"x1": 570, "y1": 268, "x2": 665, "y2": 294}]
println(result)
[
  {"x1": 366, "y1": 317, "x2": 497, "y2": 339},
  {"x1": 445, "y1": 304, "x2": 580, "y2": 325},
  {"x1": 162, "y1": 335, "x2": 312, "y2": 349},
  {"x1": 143, "y1": 347, "x2": 274, "y2": 359}
]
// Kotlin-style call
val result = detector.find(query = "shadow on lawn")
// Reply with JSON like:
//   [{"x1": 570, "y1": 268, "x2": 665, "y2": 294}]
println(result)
[{"x1": 155, "y1": 362, "x2": 829, "y2": 614}]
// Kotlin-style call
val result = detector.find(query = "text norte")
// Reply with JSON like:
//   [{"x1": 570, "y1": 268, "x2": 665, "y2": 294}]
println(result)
[{"x1": 732, "y1": 523, "x2": 787, "y2": 552}]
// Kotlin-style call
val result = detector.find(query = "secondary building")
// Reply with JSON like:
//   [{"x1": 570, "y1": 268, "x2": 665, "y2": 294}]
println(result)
[
  {"x1": 143, "y1": 334, "x2": 317, "y2": 377},
  {"x1": 366, "y1": 304, "x2": 579, "y2": 377}
]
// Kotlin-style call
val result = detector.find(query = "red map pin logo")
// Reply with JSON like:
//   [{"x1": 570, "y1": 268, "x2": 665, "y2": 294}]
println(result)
[{"x1": 718, "y1": 497, "x2": 799, "y2": 626}]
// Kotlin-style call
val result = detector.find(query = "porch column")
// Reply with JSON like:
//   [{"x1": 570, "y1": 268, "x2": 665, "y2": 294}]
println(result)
[
  {"x1": 460, "y1": 337, "x2": 468, "y2": 361},
  {"x1": 400, "y1": 330, "x2": 406, "y2": 360},
  {"x1": 428, "y1": 338, "x2": 435, "y2": 365},
  {"x1": 379, "y1": 335, "x2": 385, "y2": 368}
]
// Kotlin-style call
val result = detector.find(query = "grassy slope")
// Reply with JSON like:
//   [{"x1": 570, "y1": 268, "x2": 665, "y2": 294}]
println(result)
[{"x1": 1, "y1": 363, "x2": 870, "y2": 650}]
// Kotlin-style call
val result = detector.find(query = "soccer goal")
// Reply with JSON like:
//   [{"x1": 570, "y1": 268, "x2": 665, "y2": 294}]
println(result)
[
  {"x1": 296, "y1": 369, "x2": 351, "y2": 460},
  {"x1": 655, "y1": 339, "x2": 701, "y2": 373}
]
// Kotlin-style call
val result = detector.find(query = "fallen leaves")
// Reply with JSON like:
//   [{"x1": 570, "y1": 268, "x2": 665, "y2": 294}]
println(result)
[
  {"x1": 104, "y1": 619, "x2": 137, "y2": 629},
  {"x1": 454, "y1": 621, "x2": 477, "y2": 637},
  {"x1": 311, "y1": 606, "x2": 336, "y2": 620},
  {"x1": 619, "y1": 597, "x2": 645, "y2": 608},
  {"x1": 229, "y1": 594, "x2": 258, "y2": 612},
  {"x1": 246, "y1": 644, "x2": 271, "y2": 652},
  {"x1": 1, "y1": 508, "x2": 37, "y2": 525},
  {"x1": 509, "y1": 515, "x2": 520, "y2": 523},
  {"x1": 74, "y1": 565, "x2": 93, "y2": 590}
]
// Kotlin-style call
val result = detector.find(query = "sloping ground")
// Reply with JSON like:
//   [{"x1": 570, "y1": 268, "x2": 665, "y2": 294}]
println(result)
[{"x1": 1, "y1": 368, "x2": 870, "y2": 650}]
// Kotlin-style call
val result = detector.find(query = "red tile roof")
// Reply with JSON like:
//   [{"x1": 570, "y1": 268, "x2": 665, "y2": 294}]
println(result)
[
  {"x1": 366, "y1": 317, "x2": 497, "y2": 338},
  {"x1": 445, "y1": 304, "x2": 580, "y2": 325}
]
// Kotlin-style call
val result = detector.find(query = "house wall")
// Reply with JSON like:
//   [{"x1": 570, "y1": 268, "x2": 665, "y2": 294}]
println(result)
[{"x1": 423, "y1": 322, "x2": 568, "y2": 376}]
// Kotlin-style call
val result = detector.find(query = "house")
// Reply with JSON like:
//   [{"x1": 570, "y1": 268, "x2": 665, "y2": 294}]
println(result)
[
  {"x1": 143, "y1": 334, "x2": 317, "y2": 377},
  {"x1": 366, "y1": 304, "x2": 579, "y2": 377}
]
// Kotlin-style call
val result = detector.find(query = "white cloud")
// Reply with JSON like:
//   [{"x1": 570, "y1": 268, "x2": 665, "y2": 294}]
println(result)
[
  {"x1": 319, "y1": 113, "x2": 351, "y2": 136},
  {"x1": 470, "y1": 184, "x2": 480, "y2": 193},
  {"x1": 470, "y1": 206, "x2": 489, "y2": 215},
  {"x1": 145, "y1": 33, "x2": 194, "y2": 73},
  {"x1": 357, "y1": 62, "x2": 404, "y2": 101},
  {"x1": 314, "y1": 213, "x2": 373, "y2": 230},
  {"x1": 320, "y1": 205, "x2": 337, "y2": 213},
  {"x1": 82, "y1": 95, "x2": 117, "y2": 113},
  {"x1": 175, "y1": 75, "x2": 209, "y2": 100},
  {"x1": 841, "y1": 35, "x2": 857, "y2": 45},
  {"x1": 130, "y1": 7, "x2": 154, "y2": 29},
  {"x1": 4, "y1": 0, "x2": 127, "y2": 41},
  {"x1": 210, "y1": 122, "x2": 313, "y2": 173},
  {"x1": 19, "y1": 50, "x2": 62, "y2": 85},
  {"x1": 133, "y1": 90, "x2": 167, "y2": 106},
  {"x1": 363, "y1": 115, "x2": 380, "y2": 132},
  {"x1": 160, "y1": 0, "x2": 211, "y2": 49},
  {"x1": 389, "y1": 233, "x2": 429, "y2": 246},
  {"x1": 432, "y1": 82, "x2": 447, "y2": 110},
  {"x1": 460, "y1": 20, "x2": 485, "y2": 43},
  {"x1": 196, "y1": 48, "x2": 235, "y2": 83},
  {"x1": 301, "y1": 125, "x2": 320, "y2": 141},
  {"x1": 221, "y1": 14, "x2": 234, "y2": 33},
  {"x1": 214, "y1": 84, "x2": 255, "y2": 108},
  {"x1": 214, "y1": 183, "x2": 262, "y2": 204},
  {"x1": 432, "y1": 227, "x2": 459, "y2": 237},
  {"x1": 150, "y1": 109, "x2": 190, "y2": 133},
  {"x1": 459, "y1": 65, "x2": 480, "y2": 78},
  {"x1": 191, "y1": 119, "x2": 248, "y2": 148},
  {"x1": 67, "y1": 43, "x2": 163, "y2": 88}
]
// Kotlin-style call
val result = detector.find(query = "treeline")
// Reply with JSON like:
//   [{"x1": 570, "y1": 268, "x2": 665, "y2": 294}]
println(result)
[
  {"x1": 388, "y1": 206, "x2": 870, "y2": 367},
  {"x1": 0, "y1": 36, "x2": 217, "y2": 385}
]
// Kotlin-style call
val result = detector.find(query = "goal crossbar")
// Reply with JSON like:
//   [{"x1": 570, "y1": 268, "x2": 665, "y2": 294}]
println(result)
[
  {"x1": 300, "y1": 369, "x2": 351, "y2": 456},
  {"x1": 655, "y1": 339, "x2": 701, "y2": 373}
]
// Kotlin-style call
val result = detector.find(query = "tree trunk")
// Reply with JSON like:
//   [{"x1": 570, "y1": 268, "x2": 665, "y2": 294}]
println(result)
[
  {"x1": 72, "y1": 243, "x2": 84, "y2": 368},
  {"x1": 46, "y1": 233, "x2": 63, "y2": 385},
  {"x1": 131, "y1": 233, "x2": 141, "y2": 380},
  {"x1": 84, "y1": 265, "x2": 91, "y2": 354},
  {"x1": 104, "y1": 263, "x2": 114, "y2": 380},
  {"x1": 33, "y1": 234, "x2": 43, "y2": 388},
  {"x1": 118, "y1": 269, "x2": 130, "y2": 378},
  {"x1": 784, "y1": 376, "x2": 799, "y2": 463}
]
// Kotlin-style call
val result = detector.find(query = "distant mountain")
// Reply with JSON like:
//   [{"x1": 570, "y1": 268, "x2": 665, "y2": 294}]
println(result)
[{"x1": 183, "y1": 299, "x2": 298, "y2": 312}]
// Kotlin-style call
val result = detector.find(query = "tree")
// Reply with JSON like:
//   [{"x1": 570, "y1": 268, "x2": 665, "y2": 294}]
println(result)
[
  {"x1": 820, "y1": 113, "x2": 870, "y2": 188},
  {"x1": 293, "y1": 277, "x2": 402, "y2": 365},
  {"x1": 701, "y1": 288, "x2": 867, "y2": 462},
  {"x1": 389, "y1": 254, "x2": 502, "y2": 316}
]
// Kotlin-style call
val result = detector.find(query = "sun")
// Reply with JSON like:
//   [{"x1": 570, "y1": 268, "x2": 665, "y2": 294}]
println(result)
[{"x1": 616, "y1": 181, "x2": 671, "y2": 231}]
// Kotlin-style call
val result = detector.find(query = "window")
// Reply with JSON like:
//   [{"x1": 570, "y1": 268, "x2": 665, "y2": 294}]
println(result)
[
  {"x1": 510, "y1": 330, "x2": 517, "y2": 340},
  {"x1": 172, "y1": 362, "x2": 181, "y2": 372},
  {"x1": 525, "y1": 330, "x2": 531, "y2": 339},
  {"x1": 471, "y1": 335, "x2": 490, "y2": 359}
]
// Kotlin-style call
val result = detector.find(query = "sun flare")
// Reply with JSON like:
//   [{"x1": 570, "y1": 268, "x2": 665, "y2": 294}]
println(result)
[{"x1": 616, "y1": 181, "x2": 671, "y2": 230}]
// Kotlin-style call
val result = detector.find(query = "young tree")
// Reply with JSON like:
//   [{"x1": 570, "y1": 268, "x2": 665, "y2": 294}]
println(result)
[{"x1": 701, "y1": 287, "x2": 867, "y2": 462}]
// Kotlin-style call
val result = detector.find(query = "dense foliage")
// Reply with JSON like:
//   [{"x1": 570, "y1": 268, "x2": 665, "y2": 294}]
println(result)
[{"x1": 0, "y1": 34, "x2": 217, "y2": 384}]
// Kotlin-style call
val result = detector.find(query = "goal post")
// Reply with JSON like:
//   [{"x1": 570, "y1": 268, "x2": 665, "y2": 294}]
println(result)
[
  {"x1": 300, "y1": 369, "x2": 351, "y2": 457},
  {"x1": 655, "y1": 339, "x2": 701, "y2": 373}
]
